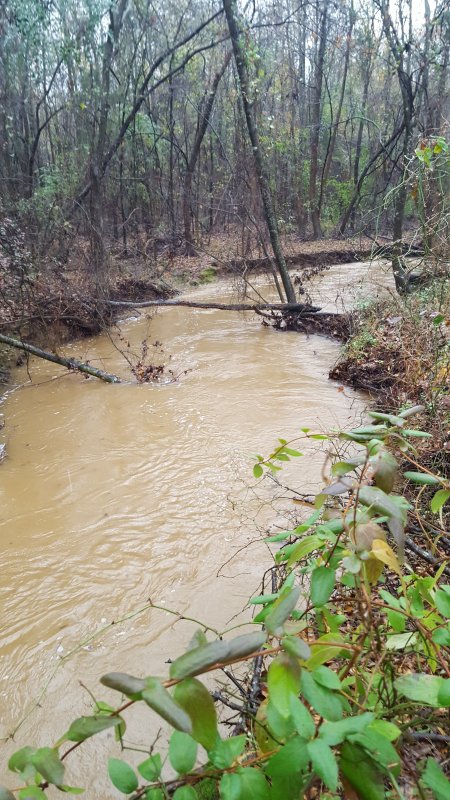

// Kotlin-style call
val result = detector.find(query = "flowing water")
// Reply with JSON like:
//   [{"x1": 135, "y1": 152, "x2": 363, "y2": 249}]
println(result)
[{"x1": 0, "y1": 260, "x2": 394, "y2": 793}]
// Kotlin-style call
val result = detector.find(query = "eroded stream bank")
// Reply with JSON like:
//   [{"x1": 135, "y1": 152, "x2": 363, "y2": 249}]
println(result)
[{"x1": 0, "y1": 261, "x2": 394, "y2": 791}]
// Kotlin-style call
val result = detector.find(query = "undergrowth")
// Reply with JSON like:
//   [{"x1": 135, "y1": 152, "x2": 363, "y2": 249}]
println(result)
[
  {"x1": 3, "y1": 407, "x2": 450, "y2": 800},
  {"x1": 331, "y1": 278, "x2": 450, "y2": 425}
]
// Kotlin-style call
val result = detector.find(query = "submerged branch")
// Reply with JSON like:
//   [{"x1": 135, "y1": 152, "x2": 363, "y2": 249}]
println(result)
[
  {"x1": 106, "y1": 298, "x2": 321, "y2": 313},
  {"x1": 0, "y1": 334, "x2": 121, "y2": 384}
]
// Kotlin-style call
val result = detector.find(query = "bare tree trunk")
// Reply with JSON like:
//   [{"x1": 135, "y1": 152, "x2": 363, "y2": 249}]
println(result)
[
  {"x1": 338, "y1": 124, "x2": 405, "y2": 235},
  {"x1": 182, "y1": 51, "x2": 231, "y2": 255},
  {"x1": 378, "y1": 0, "x2": 416, "y2": 292},
  {"x1": 319, "y1": 1, "x2": 354, "y2": 213},
  {"x1": 222, "y1": 0, "x2": 296, "y2": 304},
  {"x1": 90, "y1": 0, "x2": 128, "y2": 284},
  {"x1": 308, "y1": 0, "x2": 328, "y2": 239}
]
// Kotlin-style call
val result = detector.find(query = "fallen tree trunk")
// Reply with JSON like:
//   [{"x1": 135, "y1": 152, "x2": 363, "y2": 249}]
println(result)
[
  {"x1": 0, "y1": 334, "x2": 121, "y2": 383},
  {"x1": 107, "y1": 298, "x2": 321, "y2": 312}
]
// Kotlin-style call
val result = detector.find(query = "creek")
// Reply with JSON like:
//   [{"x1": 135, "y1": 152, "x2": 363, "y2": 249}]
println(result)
[{"x1": 0, "y1": 259, "x2": 394, "y2": 793}]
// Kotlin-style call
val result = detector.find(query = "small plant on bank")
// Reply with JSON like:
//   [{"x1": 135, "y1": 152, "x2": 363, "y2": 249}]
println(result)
[{"x1": 3, "y1": 408, "x2": 450, "y2": 799}]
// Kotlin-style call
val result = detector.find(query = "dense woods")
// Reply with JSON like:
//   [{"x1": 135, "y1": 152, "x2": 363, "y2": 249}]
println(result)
[{"x1": 1, "y1": 0, "x2": 449, "y2": 290}]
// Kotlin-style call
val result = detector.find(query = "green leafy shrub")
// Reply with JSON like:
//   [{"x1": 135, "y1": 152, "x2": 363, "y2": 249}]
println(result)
[{"x1": 3, "y1": 409, "x2": 450, "y2": 798}]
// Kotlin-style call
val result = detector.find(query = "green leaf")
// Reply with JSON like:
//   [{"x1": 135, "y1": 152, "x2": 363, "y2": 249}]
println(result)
[
  {"x1": 65, "y1": 715, "x2": 123, "y2": 742},
  {"x1": 169, "y1": 731, "x2": 197, "y2": 774},
  {"x1": 267, "y1": 653, "x2": 301, "y2": 718},
  {"x1": 173, "y1": 677, "x2": 218, "y2": 749},
  {"x1": 386, "y1": 631, "x2": 417, "y2": 651},
  {"x1": 267, "y1": 773, "x2": 306, "y2": 800},
  {"x1": 187, "y1": 629, "x2": 208, "y2": 651},
  {"x1": 281, "y1": 635, "x2": 311, "y2": 660},
  {"x1": 108, "y1": 759, "x2": 138, "y2": 794},
  {"x1": 422, "y1": 758, "x2": 450, "y2": 800},
  {"x1": 300, "y1": 670, "x2": 342, "y2": 721},
  {"x1": 236, "y1": 768, "x2": 270, "y2": 799},
  {"x1": 342, "y1": 553, "x2": 362, "y2": 574},
  {"x1": 265, "y1": 736, "x2": 309, "y2": 778},
  {"x1": 173, "y1": 788, "x2": 198, "y2": 800},
  {"x1": 294, "y1": 508, "x2": 323, "y2": 533},
  {"x1": 435, "y1": 588, "x2": 450, "y2": 617},
  {"x1": 307, "y1": 739, "x2": 338, "y2": 791},
  {"x1": 220, "y1": 773, "x2": 241, "y2": 800},
  {"x1": 431, "y1": 489, "x2": 450, "y2": 514},
  {"x1": 395, "y1": 673, "x2": 444, "y2": 706},
  {"x1": 358, "y1": 486, "x2": 409, "y2": 555},
  {"x1": 398, "y1": 405, "x2": 425, "y2": 418},
  {"x1": 319, "y1": 713, "x2": 374, "y2": 746},
  {"x1": 31, "y1": 748, "x2": 64, "y2": 786},
  {"x1": 371, "y1": 449, "x2": 398, "y2": 493},
  {"x1": 266, "y1": 699, "x2": 296, "y2": 740},
  {"x1": 8, "y1": 747, "x2": 36, "y2": 779},
  {"x1": 432, "y1": 626, "x2": 450, "y2": 645},
  {"x1": 249, "y1": 593, "x2": 279, "y2": 604},
  {"x1": 339, "y1": 742, "x2": 384, "y2": 800},
  {"x1": 264, "y1": 585, "x2": 301, "y2": 636},
  {"x1": 209, "y1": 735, "x2": 247, "y2": 769},
  {"x1": 169, "y1": 640, "x2": 229, "y2": 680},
  {"x1": 226, "y1": 631, "x2": 267, "y2": 660},
  {"x1": 367, "y1": 720, "x2": 401, "y2": 741},
  {"x1": 437, "y1": 679, "x2": 450, "y2": 707},
  {"x1": 18, "y1": 790, "x2": 47, "y2": 800},
  {"x1": 0, "y1": 789, "x2": 17, "y2": 800},
  {"x1": 142, "y1": 678, "x2": 192, "y2": 733},
  {"x1": 403, "y1": 429, "x2": 432, "y2": 438},
  {"x1": 350, "y1": 729, "x2": 400, "y2": 776},
  {"x1": 306, "y1": 633, "x2": 345, "y2": 670},
  {"x1": 368, "y1": 411, "x2": 405, "y2": 426},
  {"x1": 264, "y1": 531, "x2": 293, "y2": 543},
  {"x1": 138, "y1": 753, "x2": 162, "y2": 781},
  {"x1": 253, "y1": 463, "x2": 263, "y2": 479},
  {"x1": 313, "y1": 666, "x2": 341, "y2": 691},
  {"x1": 286, "y1": 535, "x2": 323, "y2": 567},
  {"x1": 169, "y1": 632, "x2": 266, "y2": 680},
  {"x1": 289, "y1": 696, "x2": 315, "y2": 739},
  {"x1": 332, "y1": 459, "x2": 364, "y2": 477},
  {"x1": 101, "y1": 672, "x2": 146, "y2": 697},
  {"x1": 379, "y1": 590, "x2": 406, "y2": 632},
  {"x1": 404, "y1": 471, "x2": 440, "y2": 485},
  {"x1": 144, "y1": 790, "x2": 164, "y2": 800},
  {"x1": 311, "y1": 567, "x2": 335, "y2": 607}
]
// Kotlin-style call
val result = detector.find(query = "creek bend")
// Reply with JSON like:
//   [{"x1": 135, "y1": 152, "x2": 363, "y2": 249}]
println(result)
[{"x1": 0, "y1": 261, "x2": 393, "y2": 792}]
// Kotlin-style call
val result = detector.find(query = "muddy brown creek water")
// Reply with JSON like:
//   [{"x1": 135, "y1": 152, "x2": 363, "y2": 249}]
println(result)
[{"x1": 0, "y1": 260, "x2": 394, "y2": 793}]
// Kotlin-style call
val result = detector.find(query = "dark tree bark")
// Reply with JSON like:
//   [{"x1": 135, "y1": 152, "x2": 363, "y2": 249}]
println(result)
[
  {"x1": 308, "y1": 0, "x2": 328, "y2": 239},
  {"x1": 319, "y1": 1, "x2": 355, "y2": 214},
  {"x1": 89, "y1": 0, "x2": 128, "y2": 282},
  {"x1": 222, "y1": 0, "x2": 296, "y2": 304},
  {"x1": 338, "y1": 124, "x2": 405, "y2": 235},
  {"x1": 69, "y1": 10, "x2": 224, "y2": 217},
  {"x1": 182, "y1": 51, "x2": 231, "y2": 255},
  {"x1": 378, "y1": 0, "x2": 417, "y2": 292}
]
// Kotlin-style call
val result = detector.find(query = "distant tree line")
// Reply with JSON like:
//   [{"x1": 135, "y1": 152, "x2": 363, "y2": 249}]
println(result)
[{"x1": 0, "y1": 0, "x2": 448, "y2": 281}]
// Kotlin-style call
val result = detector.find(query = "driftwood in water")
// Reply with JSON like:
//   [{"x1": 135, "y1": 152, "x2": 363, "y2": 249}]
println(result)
[
  {"x1": 0, "y1": 333, "x2": 121, "y2": 383},
  {"x1": 107, "y1": 298, "x2": 321, "y2": 313}
]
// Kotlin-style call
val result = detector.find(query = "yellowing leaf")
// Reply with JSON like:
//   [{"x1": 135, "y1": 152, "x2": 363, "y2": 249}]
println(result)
[
  {"x1": 370, "y1": 539, "x2": 401, "y2": 575},
  {"x1": 364, "y1": 556, "x2": 384, "y2": 585}
]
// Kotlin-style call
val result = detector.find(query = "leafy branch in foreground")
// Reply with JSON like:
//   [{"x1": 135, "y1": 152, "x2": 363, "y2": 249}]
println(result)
[{"x1": 3, "y1": 407, "x2": 450, "y2": 799}]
